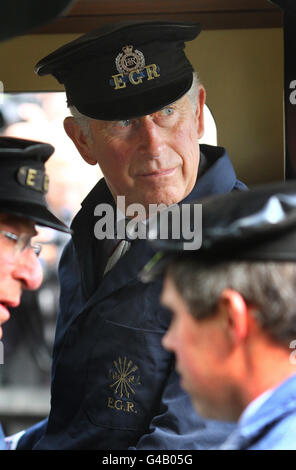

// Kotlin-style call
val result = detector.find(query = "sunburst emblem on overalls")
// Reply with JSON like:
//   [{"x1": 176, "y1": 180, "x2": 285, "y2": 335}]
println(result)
[{"x1": 109, "y1": 356, "x2": 141, "y2": 399}]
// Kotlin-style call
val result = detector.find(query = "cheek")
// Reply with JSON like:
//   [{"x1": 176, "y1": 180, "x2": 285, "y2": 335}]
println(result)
[
  {"x1": 0, "y1": 255, "x2": 13, "y2": 293},
  {"x1": 177, "y1": 325, "x2": 213, "y2": 378},
  {"x1": 98, "y1": 141, "x2": 131, "y2": 176},
  {"x1": 179, "y1": 341, "x2": 199, "y2": 373},
  {"x1": 0, "y1": 248, "x2": 13, "y2": 271},
  {"x1": 174, "y1": 326, "x2": 197, "y2": 368},
  {"x1": 185, "y1": 129, "x2": 199, "y2": 160},
  {"x1": 32, "y1": 260, "x2": 44, "y2": 289},
  {"x1": 173, "y1": 126, "x2": 199, "y2": 169}
]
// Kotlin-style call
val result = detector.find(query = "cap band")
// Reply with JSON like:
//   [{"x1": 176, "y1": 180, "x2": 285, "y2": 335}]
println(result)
[{"x1": 17, "y1": 166, "x2": 49, "y2": 194}]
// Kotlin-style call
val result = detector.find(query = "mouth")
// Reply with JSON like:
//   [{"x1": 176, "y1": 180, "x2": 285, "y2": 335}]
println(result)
[
  {"x1": 138, "y1": 168, "x2": 177, "y2": 178},
  {"x1": 0, "y1": 304, "x2": 10, "y2": 339},
  {"x1": 0, "y1": 300, "x2": 18, "y2": 324}
]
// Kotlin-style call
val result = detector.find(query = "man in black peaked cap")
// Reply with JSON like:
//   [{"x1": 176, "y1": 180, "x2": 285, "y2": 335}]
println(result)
[
  {"x1": 142, "y1": 181, "x2": 296, "y2": 450},
  {"x1": 0, "y1": 137, "x2": 70, "y2": 449},
  {"x1": 17, "y1": 21, "x2": 246, "y2": 450}
]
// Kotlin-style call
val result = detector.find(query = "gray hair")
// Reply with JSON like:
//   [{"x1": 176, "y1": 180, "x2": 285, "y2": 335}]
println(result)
[
  {"x1": 68, "y1": 105, "x2": 92, "y2": 139},
  {"x1": 186, "y1": 71, "x2": 201, "y2": 114},
  {"x1": 68, "y1": 71, "x2": 201, "y2": 134},
  {"x1": 168, "y1": 258, "x2": 296, "y2": 345}
]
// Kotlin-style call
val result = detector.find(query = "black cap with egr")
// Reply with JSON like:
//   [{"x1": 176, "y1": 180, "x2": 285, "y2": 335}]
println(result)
[
  {"x1": 35, "y1": 21, "x2": 202, "y2": 120},
  {"x1": 0, "y1": 136, "x2": 71, "y2": 233}
]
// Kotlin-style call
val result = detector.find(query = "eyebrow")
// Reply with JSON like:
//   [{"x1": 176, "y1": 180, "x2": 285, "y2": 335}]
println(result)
[{"x1": 0, "y1": 219, "x2": 37, "y2": 238}]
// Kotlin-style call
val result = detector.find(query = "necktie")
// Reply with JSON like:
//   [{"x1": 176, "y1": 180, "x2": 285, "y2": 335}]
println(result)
[{"x1": 104, "y1": 239, "x2": 131, "y2": 275}]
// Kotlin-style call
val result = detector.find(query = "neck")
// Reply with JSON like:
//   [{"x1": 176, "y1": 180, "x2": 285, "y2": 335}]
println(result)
[{"x1": 239, "y1": 338, "x2": 296, "y2": 413}]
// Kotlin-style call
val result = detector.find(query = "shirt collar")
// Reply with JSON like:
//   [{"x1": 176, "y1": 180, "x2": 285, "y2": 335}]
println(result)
[{"x1": 239, "y1": 388, "x2": 274, "y2": 426}]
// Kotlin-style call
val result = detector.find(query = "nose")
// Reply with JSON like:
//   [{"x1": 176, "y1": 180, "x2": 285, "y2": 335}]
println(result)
[
  {"x1": 137, "y1": 116, "x2": 165, "y2": 157},
  {"x1": 12, "y1": 249, "x2": 43, "y2": 291}
]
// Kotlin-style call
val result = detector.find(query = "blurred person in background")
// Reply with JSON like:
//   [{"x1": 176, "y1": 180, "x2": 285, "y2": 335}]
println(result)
[
  {"x1": 0, "y1": 136, "x2": 70, "y2": 448},
  {"x1": 0, "y1": 93, "x2": 100, "y2": 391}
]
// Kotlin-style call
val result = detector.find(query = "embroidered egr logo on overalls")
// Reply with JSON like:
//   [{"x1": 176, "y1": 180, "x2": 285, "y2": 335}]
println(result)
[{"x1": 107, "y1": 356, "x2": 141, "y2": 414}]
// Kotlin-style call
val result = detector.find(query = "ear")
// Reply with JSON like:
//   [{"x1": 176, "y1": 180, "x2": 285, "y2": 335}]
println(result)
[
  {"x1": 195, "y1": 85, "x2": 206, "y2": 140},
  {"x1": 63, "y1": 116, "x2": 97, "y2": 166},
  {"x1": 218, "y1": 288, "x2": 250, "y2": 345}
]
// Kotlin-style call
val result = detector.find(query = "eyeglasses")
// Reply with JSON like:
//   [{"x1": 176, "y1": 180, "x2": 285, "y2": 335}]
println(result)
[{"x1": 0, "y1": 230, "x2": 42, "y2": 257}]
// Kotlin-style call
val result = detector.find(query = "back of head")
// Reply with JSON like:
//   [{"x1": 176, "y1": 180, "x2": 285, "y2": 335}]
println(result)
[{"x1": 142, "y1": 180, "x2": 296, "y2": 344}]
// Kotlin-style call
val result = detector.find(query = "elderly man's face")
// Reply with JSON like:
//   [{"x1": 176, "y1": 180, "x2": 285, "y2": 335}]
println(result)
[
  {"x1": 161, "y1": 274, "x2": 240, "y2": 422},
  {"x1": 65, "y1": 89, "x2": 205, "y2": 211},
  {"x1": 0, "y1": 214, "x2": 43, "y2": 339}
]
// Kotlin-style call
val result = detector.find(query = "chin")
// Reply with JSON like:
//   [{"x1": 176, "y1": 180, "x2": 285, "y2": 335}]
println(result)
[
  {"x1": 193, "y1": 398, "x2": 237, "y2": 422},
  {"x1": 151, "y1": 191, "x2": 185, "y2": 207}
]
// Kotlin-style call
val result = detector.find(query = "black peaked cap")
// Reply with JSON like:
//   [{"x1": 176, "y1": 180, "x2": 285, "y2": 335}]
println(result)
[
  {"x1": 0, "y1": 136, "x2": 71, "y2": 233},
  {"x1": 35, "y1": 21, "x2": 202, "y2": 120}
]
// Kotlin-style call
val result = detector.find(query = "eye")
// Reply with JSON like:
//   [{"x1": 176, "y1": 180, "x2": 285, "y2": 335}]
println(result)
[
  {"x1": 117, "y1": 119, "x2": 132, "y2": 128},
  {"x1": 161, "y1": 107, "x2": 174, "y2": 116},
  {"x1": 1, "y1": 230, "x2": 18, "y2": 245}
]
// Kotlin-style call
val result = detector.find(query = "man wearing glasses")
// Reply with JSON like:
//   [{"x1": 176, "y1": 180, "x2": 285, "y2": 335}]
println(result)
[{"x1": 0, "y1": 136, "x2": 70, "y2": 449}]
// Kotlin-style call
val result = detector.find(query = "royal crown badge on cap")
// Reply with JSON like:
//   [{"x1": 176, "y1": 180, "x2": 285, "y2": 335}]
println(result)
[
  {"x1": 115, "y1": 45, "x2": 145, "y2": 74},
  {"x1": 110, "y1": 44, "x2": 160, "y2": 91}
]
